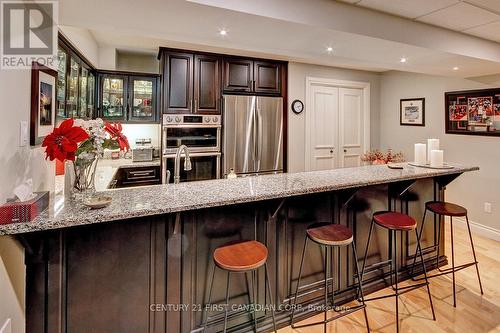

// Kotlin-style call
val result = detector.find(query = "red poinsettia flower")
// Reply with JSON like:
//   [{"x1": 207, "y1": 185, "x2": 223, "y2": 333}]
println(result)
[
  {"x1": 104, "y1": 122, "x2": 130, "y2": 151},
  {"x1": 42, "y1": 118, "x2": 89, "y2": 162}
]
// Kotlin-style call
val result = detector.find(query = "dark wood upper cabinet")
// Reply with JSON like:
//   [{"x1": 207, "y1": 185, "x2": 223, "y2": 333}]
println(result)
[
  {"x1": 223, "y1": 58, "x2": 254, "y2": 93},
  {"x1": 164, "y1": 52, "x2": 193, "y2": 113},
  {"x1": 159, "y1": 48, "x2": 286, "y2": 114},
  {"x1": 254, "y1": 61, "x2": 281, "y2": 94},
  {"x1": 194, "y1": 54, "x2": 221, "y2": 114}
]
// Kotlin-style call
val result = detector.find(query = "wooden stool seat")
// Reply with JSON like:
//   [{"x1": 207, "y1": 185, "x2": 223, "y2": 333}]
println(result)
[
  {"x1": 373, "y1": 211, "x2": 417, "y2": 230},
  {"x1": 306, "y1": 223, "x2": 353, "y2": 246},
  {"x1": 213, "y1": 240, "x2": 268, "y2": 272},
  {"x1": 426, "y1": 201, "x2": 467, "y2": 217}
]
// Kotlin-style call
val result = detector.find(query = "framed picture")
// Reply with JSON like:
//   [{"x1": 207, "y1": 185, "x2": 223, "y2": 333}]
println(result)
[
  {"x1": 400, "y1": 98, "x2": 425, "y2": 126},
  {"x1": 31, "y1": 62, "x2": 57, "y2": 145},
  {"x1": 445, "y1": 88, "x2": 500, "y2": 136}
]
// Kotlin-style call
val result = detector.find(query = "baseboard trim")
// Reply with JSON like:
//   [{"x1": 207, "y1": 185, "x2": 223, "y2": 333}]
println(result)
[{"x1": 451, "y1": 217, "x2": 500, "y2": 242}]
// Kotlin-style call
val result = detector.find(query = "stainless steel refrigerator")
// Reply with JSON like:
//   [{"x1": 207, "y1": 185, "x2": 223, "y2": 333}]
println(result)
[{"x1": 223, "y1": 95, "x2": 283, "y2": 176}]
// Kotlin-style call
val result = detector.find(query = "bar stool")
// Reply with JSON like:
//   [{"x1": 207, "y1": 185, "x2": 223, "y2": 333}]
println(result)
[
  {"x1": 360, "y1": 212, "x2": 435, "y2": 333},
  {"x1": 410, "y1": 201, "x2": 483, "y2": 307},
  {"x1": 202, "y1": 240, "x2": 277, "y2": 332},
  {"x1": 291, "y1": 223, "x2": 370, "y2": 332}
]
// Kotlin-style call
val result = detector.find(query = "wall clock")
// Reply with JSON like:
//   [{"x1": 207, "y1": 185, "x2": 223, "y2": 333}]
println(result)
[{"x1": 291, "y1": 99, "x2": 304, "y2": 114}]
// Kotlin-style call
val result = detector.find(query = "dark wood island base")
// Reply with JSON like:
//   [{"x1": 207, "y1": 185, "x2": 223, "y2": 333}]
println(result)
[{"x1": 16, "y1": 171, "x2": 467, "y2": 333}]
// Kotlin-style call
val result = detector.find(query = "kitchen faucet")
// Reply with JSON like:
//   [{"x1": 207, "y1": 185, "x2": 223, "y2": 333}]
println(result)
[{"x1": 173, "y1": 145, "x2": 192, "y2": 184}]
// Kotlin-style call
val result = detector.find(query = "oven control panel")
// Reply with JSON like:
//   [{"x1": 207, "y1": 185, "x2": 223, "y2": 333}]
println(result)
[{"x1": 163, "y1": 114, "x2": 221, "y2": 126}]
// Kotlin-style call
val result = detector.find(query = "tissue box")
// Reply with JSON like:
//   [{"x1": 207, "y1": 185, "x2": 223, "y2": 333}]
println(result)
[{"x1": 0, "y1": 191, "x2": 49, "y2": 225}]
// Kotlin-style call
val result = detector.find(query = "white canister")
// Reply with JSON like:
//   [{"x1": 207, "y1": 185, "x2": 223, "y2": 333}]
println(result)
[
  {"x1": 427, "y1": 139, "x2": 440, "y2": 164},
  {"x1": 430, "y1": 150, "x2": 444, "y2": 168},
  {"x1": 414, "y1": 143, "x2": 426, "y2": 165}
]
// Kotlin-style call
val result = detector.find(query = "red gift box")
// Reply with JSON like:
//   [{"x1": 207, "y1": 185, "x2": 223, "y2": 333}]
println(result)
[{"x1": 0, "y1": 191, "x2": 50, "y2": 225}]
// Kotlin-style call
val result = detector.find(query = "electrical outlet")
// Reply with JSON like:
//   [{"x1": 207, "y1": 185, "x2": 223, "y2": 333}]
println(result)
[
  {"x1": 484, "y1": 202, "x2": 492, "y2": 214},
  {"x1": 0, "y1": 318, "x2": 11, "y2": 333}
]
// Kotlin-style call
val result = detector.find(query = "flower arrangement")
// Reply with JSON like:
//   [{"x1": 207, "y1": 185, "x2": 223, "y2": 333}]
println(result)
[
  {"x1": 43, "y1": 118, "x2": 129, "y2": 193},
  {"x1": 361, "y1": 149, "x2": 405, "y2": 165}
]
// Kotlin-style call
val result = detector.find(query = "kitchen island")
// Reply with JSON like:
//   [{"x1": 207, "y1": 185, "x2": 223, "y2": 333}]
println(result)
[{"x1": 0, "y1": 164, "x2": 478, "y2": 333}]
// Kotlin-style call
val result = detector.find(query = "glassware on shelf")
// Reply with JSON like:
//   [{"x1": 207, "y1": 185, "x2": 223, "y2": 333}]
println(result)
[
  {"x1": 56, "y1": 48, "x2": 67, "y2": 119},
  {"x1": 132, "y1": 80, "x2": 153, "y2": 118},
  {"x1": 87, "y1": 73, "x2": 95, "y2": 118},
  {"x1": 79, "y1": 67, "x2": 88, "y2": 118},
  {"x1": 67, "y1": 57, "x2": 80, "y2": 118},
  {"x1": 102, "y1": 78, "x2": 124, "y2": 118}
]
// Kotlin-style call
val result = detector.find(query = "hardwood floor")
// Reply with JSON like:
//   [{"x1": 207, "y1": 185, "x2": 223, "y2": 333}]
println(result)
[{"x1": 279, "y1": 224, "x2": 500, "y2": 333}]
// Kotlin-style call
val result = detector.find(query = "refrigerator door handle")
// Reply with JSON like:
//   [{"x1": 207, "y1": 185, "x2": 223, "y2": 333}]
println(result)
[{"x1": 256, "y1": 107, "x2": 263, "y2": 169}]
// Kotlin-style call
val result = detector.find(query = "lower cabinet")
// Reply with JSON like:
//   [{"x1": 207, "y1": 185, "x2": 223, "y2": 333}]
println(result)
[{"x1": 112, "y1": 165, "x2": 161, "y2": 188}]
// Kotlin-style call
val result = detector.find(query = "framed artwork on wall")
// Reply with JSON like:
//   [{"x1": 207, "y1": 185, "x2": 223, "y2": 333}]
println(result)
[
  {"x1": 445, "y1": 88, "x2": 500, "y2": 136},
  {"x1": 400, "y1": 98, "x2": 425, "y2": 126},
  {"x1": 31, "y1": 61, "x2": 57, "y2": 145}
]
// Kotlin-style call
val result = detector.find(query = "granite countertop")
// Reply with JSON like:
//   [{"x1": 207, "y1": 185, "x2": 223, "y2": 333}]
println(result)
[{"x1": 0, "y1": 163, "x2": 478, "y2": 235}]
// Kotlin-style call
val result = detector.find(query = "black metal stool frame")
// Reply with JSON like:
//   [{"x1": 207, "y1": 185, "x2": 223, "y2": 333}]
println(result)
[
  {"x1": 409, "y1": 204, "x2": 484, "y2": 307},
  {"x1": 360, "y1": 212, "x2": 436, "y2": 333},
  {"x1": 290, "y1": 231, "x2": 370, "y2": 333},
  {"x1": 202, "y1": 262, "x2": 277, "y2": 333}
]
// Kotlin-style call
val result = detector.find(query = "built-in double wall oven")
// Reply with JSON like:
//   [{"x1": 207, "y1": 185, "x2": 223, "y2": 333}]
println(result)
[{"x1": 162, "y1": 114, "x2": 221, "y2": 183}]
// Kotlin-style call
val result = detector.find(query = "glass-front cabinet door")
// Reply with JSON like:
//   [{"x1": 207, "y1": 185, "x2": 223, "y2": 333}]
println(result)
[
  {"x1": 79, "y1": 67, "x2": 88, "y2": 118},
  {"x1": 100, "y1": 75, "x2": 127, "y2": 121},
  {"x1": 87, "y1": 73, "x2": 95, "y2": 119},
  {"x1": 67, "y1": 57, "x2": 80, "y2": 118},
  {"x1": 129, "y1": 76, "x2": 157, "y2": 122},
  {"x1": 56, "y1": 48, "x2": 67, "y2": 121}
]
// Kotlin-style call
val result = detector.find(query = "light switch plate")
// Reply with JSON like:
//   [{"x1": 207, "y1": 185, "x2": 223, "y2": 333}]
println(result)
[{"x1": 19, "y1": 121, "x2": 28, "y2": 147}]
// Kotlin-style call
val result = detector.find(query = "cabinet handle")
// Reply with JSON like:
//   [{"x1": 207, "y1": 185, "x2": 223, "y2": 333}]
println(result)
[
  {"x1": 189, "y1": 99, "x2": 193, "y2": 111},
  {"x1": 194, "y1": 99, "x2": 197, "y2": 111}
]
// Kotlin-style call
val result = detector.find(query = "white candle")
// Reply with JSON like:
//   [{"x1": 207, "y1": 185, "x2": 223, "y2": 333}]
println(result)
[
  {"x1": 430, "y1": 150, "x2": 444, "y2": 168},
  {"x1": 427, "y1": 139, "x2": 440, "y2": 164},
  {"x1": 414, "y1": 143, "x2": 427, "y2": 165}
]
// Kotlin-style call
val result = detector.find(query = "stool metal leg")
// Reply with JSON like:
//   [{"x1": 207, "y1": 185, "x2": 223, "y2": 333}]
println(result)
[
  {"x1": 202, "y1": 264, "x2": 216, "y2": 332},
  {"x1": 352, "y1": 241, "x2": 370, "y2": 333},
  {"x1": 465, "y1": 215, "x2": 484, "y2": 295},
  {"x1": 291, "y1": 235, "x2": 308, "y2": 327},
  {"x1": 360, "y1": 219, "x2": 375, "y2": 287},
  {"x1": 410, "y1": 208, "x2": 427, "y2": 277},
  {"x1": 415, "y1": 228, "x2": 436, "y2": 320},
  {"x1": 451, "y1": 216, "x2": 456, "y2": 307},
  {"x1": 251, "y1": 270, "x2": 258, "y2": 332},
  {"x1": 264, "y1": 263, "x2": 277, "y2": 333},
  {"x1": 394, "y1": 231, "x2": 399, "y2": 333},
  {"x1": 223, "y1": 271, "x2": 231, "y2": 332},
  {"x1": 324, "y1": 246, "x2": 329, "y2": 333}
]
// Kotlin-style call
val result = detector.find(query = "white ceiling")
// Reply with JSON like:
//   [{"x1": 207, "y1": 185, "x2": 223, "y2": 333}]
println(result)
[
  {"x1": 59, "y1": 0, "x2": 500, "y2": 78},
  {"x1": 337, "y1": 0, "x2": 500, "y2": 42}
]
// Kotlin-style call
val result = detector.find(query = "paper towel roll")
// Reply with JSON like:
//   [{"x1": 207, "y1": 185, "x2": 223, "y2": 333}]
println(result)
[
  {"x1": 414, "y1": 143, "x2": 426, "y2": 165},
  {"x1": 427, "y1": 139, "x2": 440, "y2": 163},
  {"x1": 430, "y1": 150, "x2": 444, "y2": 168}
]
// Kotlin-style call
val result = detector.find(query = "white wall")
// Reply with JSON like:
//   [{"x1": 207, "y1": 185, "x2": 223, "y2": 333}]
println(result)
[
  {"x1": 0, "y1": 66, "x2": 56, "y2": 332},
  {"x1": 287, "y1": 62, "x2": 381, "y2": 172},
  {"x1": 59, "y1": 25, "x2": 99, "y2": 67},
  {"x1": 116, "y1": 51, "x2": 159, "y2": 73},
  {"x1": 379, "y1": 71, "x2": 500, "y2": 232},
  {"x1": 121, "y1": 124, "x2": 161, "y2": 149}
]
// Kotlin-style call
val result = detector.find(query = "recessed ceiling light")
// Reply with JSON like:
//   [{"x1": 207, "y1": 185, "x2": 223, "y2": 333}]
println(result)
[
  {"x1": 219, "y1": 29, "x2": 227, "y2": 36},
  {"x1": 453, "y1": 66, "x2": 459, "y2": 71},
  {"x1": 326, "y1": 46, "x2": 333, "y2": 52},
  {"x1": 400, "y1": 57, "x2": 407, "y2": 63}
]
